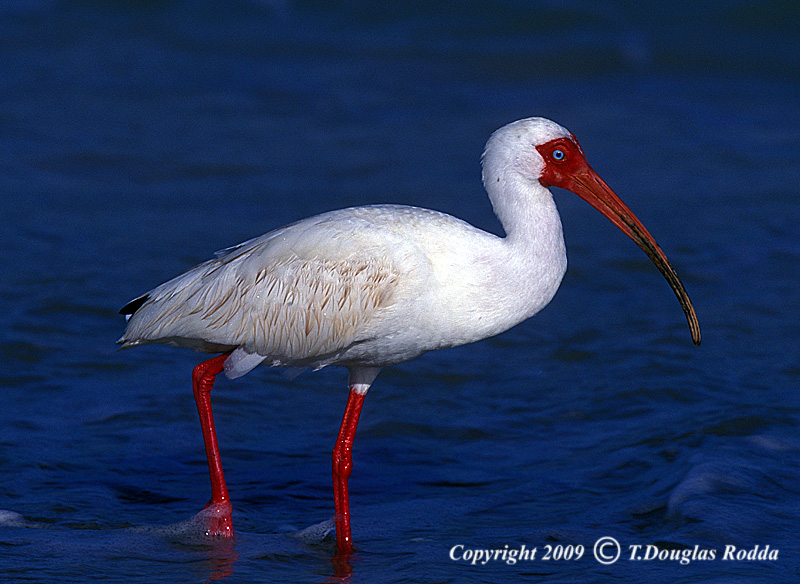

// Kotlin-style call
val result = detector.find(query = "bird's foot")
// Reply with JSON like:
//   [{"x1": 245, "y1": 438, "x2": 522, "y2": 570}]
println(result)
[{"x1": 195, "y1": 500, "x2": 235, "y2": 538}]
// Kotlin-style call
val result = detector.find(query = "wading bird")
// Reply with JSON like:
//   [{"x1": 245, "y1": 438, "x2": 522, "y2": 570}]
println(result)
[{"x1": 119, "y1": 117, "x2": 701, "y2": 555}]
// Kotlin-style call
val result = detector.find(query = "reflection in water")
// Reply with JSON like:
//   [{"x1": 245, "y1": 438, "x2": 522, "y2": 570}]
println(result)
[
  {"x1": 204, "y1": 544, "x2": 238, "y2": 582},
  {"x1": 330, "y1": 551, "x2": 354, "y2": 580}
]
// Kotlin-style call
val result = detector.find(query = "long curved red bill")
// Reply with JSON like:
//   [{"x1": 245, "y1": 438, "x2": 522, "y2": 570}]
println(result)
[{"x1": 537, "y1": 137, "x2": 701, "y2": 346}]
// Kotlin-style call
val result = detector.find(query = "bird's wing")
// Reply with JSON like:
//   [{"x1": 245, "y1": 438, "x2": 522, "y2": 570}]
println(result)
[{"x1": 118, "y1": 208, "x2": 412, "y2": 366}]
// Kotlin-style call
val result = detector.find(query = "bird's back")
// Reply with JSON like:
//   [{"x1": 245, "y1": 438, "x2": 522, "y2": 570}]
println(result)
[{"x1": 118, "y1": 205, "x2": 501, "y2": 372}]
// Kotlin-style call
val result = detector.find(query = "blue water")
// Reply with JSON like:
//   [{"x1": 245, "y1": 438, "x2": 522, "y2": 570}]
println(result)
[{"x1": 2, "y1": 1, "x2": 799, "y2": 582}]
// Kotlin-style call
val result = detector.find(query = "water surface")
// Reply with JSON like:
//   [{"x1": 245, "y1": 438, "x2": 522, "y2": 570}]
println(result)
[{"x1": 1, "y1": 1, "x2": 799, "y2": 582}]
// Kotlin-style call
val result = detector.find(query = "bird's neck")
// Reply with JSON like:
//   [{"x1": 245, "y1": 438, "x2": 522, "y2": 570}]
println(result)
[
  {"x1": 482, "y1": 175, "x2": 568, "y2": 322},
  {"x1": 489, "y1": 174, "x2": 564, "y2": 254}
]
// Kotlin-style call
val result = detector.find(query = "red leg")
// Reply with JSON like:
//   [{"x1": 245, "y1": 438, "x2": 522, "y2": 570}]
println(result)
[
  {"x1": 192, "y1": 353, "x2": 234, "y2": 538},
  {"x1": 332, "y1": 388, "x2": 366, "y2": 555}
]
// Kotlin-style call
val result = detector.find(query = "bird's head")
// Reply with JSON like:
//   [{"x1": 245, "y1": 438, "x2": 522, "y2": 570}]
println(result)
[{"x1": 483, "y1": 117, "x2": 701, "y2": 346}]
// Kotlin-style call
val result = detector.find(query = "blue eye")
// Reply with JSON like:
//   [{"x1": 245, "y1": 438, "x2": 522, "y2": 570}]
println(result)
[{"x1": 552, "y1": 149, "x2": 565, "y2": 161}]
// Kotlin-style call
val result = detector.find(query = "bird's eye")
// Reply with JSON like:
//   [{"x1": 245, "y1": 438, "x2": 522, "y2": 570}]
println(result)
[{"x1": 552, "y1": 148, "x2": 565, "y2": 161}]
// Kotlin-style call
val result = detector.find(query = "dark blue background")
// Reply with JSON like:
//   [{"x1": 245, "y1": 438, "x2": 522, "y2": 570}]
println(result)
[{"x1": 1, "y1": 1, "x2": 798, "y2": 582}]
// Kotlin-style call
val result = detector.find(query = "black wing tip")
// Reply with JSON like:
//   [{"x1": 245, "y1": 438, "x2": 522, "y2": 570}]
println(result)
[{"x1": 119, "y1": 294, "x2": 149, "y2": 316}]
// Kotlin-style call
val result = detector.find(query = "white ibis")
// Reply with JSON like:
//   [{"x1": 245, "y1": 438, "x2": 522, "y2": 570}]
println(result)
[{"x1": 119, "y1": 117, "x2": 700, "y2": 555}]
